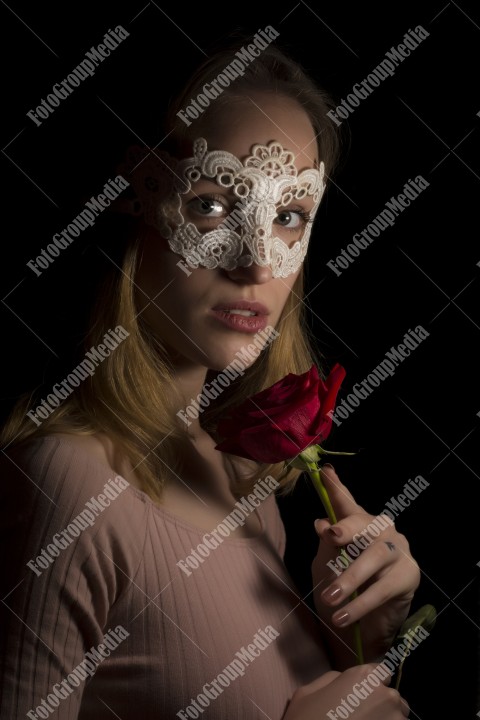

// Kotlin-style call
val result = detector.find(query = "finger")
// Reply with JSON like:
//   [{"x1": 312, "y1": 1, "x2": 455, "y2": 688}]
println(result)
[
  {"x1": 313, "y1": 516, "x2": 365, "y2": 560},
  {"x1": 327, "y1": 569, "x2": 416, "y2": 627},
  {"x1": 319, "y1": 509, "x2": 395, "y2": 549},
  {"x1": 343, "y1": 662, "x2": 393, "y2": 687},
  {"x1": 319, "y1": 540, "x2": 400, "y2": 608},
  {"x1": 297, "y1": 670, "x2": 341, "y2": 697},
  {"x1": 373, "y1": 662, "x2": 393, "y2": 687},
  {"x1": 319, "y1": 465, "x2": 365, "y2": 520},
  {"x1": 400, "y1": 695, "x2": 410, "y2": 717},
  {"x1": 314, "y1": 517, "x2": 336, "y2": 542}
]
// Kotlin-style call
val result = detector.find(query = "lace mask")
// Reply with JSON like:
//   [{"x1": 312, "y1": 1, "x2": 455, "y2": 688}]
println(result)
[{"x1": 123, "y1": 138, "x2": 326, "y2": 278}]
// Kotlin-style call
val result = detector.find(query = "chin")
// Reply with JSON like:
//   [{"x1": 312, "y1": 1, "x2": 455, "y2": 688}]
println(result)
[{"x1": 203, "y1": 344, "x2": 257, "y2": 374}]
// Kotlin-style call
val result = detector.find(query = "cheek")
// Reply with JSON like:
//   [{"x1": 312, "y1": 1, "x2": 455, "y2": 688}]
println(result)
[
  {"x1": 270, "y1": 272, "x2": 300, "y2": 316},
  {"x1": 281, "y1": 269, "x2": 301, "y2": 294}
]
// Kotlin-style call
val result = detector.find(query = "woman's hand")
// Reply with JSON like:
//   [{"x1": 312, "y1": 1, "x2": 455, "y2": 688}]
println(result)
[
  {"x1": 311, "y1": 465, "x2": 421, "y2": 666},
  {"x1": 282, "y1": 664, "x2": 409, "y2": 719}
]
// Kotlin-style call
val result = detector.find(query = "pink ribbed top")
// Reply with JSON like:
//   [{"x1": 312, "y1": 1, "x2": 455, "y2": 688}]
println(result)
[{"x1": 0, "y1": 435, "x2": 330, "y2": 719}]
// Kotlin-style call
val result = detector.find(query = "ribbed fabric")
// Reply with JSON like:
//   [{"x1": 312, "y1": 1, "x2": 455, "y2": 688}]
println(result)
[{"x1": 0, "y1": 435, "x2": 330, "y2": 719}]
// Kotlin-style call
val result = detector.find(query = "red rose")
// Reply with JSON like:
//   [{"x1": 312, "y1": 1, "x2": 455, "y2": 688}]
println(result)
[{"x1": 215, "y1": 364, "x2": 346, "y2": 463}]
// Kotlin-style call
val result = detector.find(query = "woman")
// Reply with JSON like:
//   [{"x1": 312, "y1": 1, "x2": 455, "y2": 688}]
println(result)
[{"x1": 0, "y1": 40, "x2": 418, "y2": 718}]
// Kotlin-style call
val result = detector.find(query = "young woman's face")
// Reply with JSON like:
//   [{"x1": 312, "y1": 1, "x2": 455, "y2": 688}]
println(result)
[{"x1": 134, "y1": 93, "x2": 320, "y2": 372}]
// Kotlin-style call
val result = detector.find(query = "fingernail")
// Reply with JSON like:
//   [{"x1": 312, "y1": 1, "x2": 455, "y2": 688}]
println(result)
[
  {"x1": 326, "y1": 526, "x2": 342, "y2": 538},
  {"x1": 332, "y1": 610, "x2": 350, "y2": 626},
  {"x1": 321, "y1": 584, "x2": 342, "y2": 603},
  {"x1": 322, "y1": 463, "x2": 334, "y2": 470},
  {"x1": 314, "y1": 519, "x2": 322, "y2": 533}
]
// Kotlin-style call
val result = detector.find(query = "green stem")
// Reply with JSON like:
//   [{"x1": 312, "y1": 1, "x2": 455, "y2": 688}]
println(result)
[
  {"x1": 394, "y1": 662, "x2": 404, "y2": 691},
  {"x1": 316, "y1": 449, "x2": 357, "y2": 457},
  {"x1": 394, "y1": 633, "x2": 414, "y2": 690},
  {"x1": 306, "y1": 461, "x2": 337, "y2": 524},
  {"x1": 306, "y1": 461, "x2": 364, "y2": 666}
]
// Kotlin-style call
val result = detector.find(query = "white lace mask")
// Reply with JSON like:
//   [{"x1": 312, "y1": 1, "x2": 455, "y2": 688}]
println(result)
[{"x1": 124, "y1": 138, "x2": 326, "y2": 278}]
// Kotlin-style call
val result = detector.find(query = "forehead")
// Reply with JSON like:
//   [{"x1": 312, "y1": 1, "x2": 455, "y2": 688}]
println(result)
[{"x1": 192, "y1": 93, "x2": 318, "y2": 172}]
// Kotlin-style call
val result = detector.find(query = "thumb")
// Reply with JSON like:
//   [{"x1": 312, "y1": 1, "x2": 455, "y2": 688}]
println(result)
[
  {"x1": 296, "y1": 670, "x2": 341, "y2": 698},
  {"x1": 319, "y1": 464, "x2": 364, "y2": 520}
]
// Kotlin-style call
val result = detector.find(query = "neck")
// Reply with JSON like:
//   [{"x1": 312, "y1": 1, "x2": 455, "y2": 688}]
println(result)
[{"x1": 172, "y1": 362, "x2": 211, "y2": 440}]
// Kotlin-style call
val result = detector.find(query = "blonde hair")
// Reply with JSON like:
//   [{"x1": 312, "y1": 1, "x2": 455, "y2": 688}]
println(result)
[
  {"x1": 165, "y1": 40, "x2": 342, "y2": 179},
  {"x1": 1, "y1": 42, "x2": 342, "y2": 502}
]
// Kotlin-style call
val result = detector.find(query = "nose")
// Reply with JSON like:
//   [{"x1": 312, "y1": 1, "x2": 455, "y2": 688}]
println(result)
[
  {"x1": 223, "y1": 259, "x2": 273, "y2": 284},
  {"x1": 223, "y1": 227, "x2": 275, "y2": 283}
]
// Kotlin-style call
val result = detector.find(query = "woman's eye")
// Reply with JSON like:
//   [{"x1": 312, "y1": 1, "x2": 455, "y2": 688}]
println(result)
[
  {"x1": 275, "y1": 209, "x2": 310, "y2": 230},
  {"x1": 187, "y1": 197, "x2": 226, "y2": 218}
]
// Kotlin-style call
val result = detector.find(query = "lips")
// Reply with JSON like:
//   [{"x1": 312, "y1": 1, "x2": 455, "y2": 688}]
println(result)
[
  {"x1": 211, "y1": 301, "x2": 269, "y2": 316},
  {"x1": 210, "y1": 300, "x2": 270, "y2": 333}
]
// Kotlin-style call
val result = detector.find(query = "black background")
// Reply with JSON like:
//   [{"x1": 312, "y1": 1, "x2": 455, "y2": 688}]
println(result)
[{"x1": 1, "y1": 1, "x2": 479, "y2": 716}]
